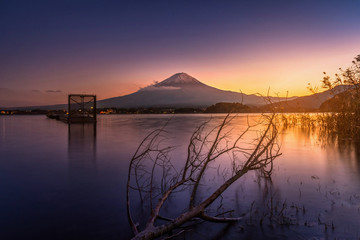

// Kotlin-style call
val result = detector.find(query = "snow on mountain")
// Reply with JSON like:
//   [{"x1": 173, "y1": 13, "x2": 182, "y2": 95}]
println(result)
[{"x1": 153, "y1": 73, "x2": 205, "y2": 87}]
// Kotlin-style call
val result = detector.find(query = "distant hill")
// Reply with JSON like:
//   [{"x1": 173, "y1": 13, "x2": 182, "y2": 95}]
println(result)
[
  {"x1": 261, "y1": 85, "x2": 350, "y2": 112},
  {"x1": 319, "y1": 88, "x2": 358, "y2": 112}
]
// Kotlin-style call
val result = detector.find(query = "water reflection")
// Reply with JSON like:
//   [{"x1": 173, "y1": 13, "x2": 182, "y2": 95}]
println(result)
[
  {"x1": 316, "y1": 126, "x2": 360, "y2": 179},
  {"x1": 1, "y1": 117, "x2": 5, "y2": 140},
  {"x1": 66, "y1": 123, "x2": 103, "y2": 238},
  {"x1": 68, "y1": 123, "x2": 97, "y2": 181},
  {"x1": 281, "y1": 122, "x2": 360, "y2": 173},
  {"x1": 337, "y1": 141, "x2": 360, "y2": 178},
  {"x1": 2, "y1": 115, "x2": 360, "y2": 239}
]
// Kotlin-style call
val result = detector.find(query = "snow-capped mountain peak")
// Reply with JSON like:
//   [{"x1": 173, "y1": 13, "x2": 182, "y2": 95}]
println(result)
[{"x1": 154, "y1": 73, "x2": 204, "y2": 87}]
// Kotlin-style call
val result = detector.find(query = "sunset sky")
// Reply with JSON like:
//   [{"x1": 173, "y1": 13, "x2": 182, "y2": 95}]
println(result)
[{"x1": 1, "y1": 0, "x2": 360, "y2": 107}]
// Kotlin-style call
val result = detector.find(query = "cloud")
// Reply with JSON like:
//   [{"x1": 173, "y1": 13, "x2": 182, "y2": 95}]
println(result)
[{"x1": 46, "y1": 90, "x2": 62, "y2": 93}]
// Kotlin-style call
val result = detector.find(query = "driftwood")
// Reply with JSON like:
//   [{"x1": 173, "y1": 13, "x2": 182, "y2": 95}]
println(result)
[{"x1": 126, "y1": 113, "x2": 280, "y2": 239}]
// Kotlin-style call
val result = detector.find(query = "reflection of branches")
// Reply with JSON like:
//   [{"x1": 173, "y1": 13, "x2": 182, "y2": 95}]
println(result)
[{"x1": 126, "y1": 113, "x2": 281, "y2": 240}]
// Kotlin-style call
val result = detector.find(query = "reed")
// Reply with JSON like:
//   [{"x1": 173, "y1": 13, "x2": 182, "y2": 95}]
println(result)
[{"x1": 279, "y1": 55, "x2": 360, "y2": 143}]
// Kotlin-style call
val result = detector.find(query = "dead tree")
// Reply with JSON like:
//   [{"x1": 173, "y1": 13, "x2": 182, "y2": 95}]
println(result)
[{"x1": 126, "y1": 113, "x2": 281, "y2": 240}]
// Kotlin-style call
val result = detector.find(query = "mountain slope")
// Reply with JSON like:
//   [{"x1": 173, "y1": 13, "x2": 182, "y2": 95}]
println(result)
[
  {"x1": 319, "y1": 88, "x2": 358, "y2": 112},
  {"x1": 261, "y1": 85, "x2": 350, "y2": 111},
  {"x1": 97, "y1": 73, "x2": 280, "y2": 108}
]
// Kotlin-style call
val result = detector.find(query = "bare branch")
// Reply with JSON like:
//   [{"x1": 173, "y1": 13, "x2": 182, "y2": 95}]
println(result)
[
  {"x1": 200, "y1": 212, "x2": 243, "y2": 223},
  {"x1": 127, "y1": 112, "x2": 281, "y2": 240}
]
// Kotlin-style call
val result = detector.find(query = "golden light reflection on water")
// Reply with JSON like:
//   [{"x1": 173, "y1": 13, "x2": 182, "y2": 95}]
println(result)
[{"x1": 278, "y1": 114, "x2": 360, "y2": 172}]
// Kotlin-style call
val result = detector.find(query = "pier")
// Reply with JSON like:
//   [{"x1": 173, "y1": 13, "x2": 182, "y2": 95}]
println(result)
[{"x1": 47, "y1": 94, "x2": 96, "y2": 123}]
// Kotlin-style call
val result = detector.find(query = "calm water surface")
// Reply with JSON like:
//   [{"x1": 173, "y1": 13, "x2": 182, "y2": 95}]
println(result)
[{"x1": 1, "y1": 114, "x2": 360, "y2": 239}]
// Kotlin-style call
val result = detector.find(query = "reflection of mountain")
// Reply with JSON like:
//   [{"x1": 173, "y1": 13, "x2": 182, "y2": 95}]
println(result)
[
  {"x1": 97, "y1": 73, "x2": 288, "y2": 108},
  {"x1": 68, "y1": 123, "x2": 97, "y2": 181}
]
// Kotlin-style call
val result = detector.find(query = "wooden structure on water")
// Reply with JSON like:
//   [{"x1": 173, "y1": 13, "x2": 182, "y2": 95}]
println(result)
[
  {"x1": 68, "y1": 94, "x2": 96, "y2": 123},
  {"x1": 47, "y1": 94, "x2": 97, "y2": 123}
]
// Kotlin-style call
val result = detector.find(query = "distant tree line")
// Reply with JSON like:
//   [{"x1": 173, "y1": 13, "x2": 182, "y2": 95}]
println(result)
[
  {"x1": 204, "y1": 102, "x2": 253, "y2": 113},
  {"x1": 2, "y1": 104, "x2": 257, "y2": 115},
  {"x1": 0, "y1": 109, "x2": 50, "y2": 115},
  {"x1": 97, "y1": 103, "x2": 256, "y2": 114}
]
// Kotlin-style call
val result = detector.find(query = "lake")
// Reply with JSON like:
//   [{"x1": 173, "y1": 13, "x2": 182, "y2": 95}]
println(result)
[{"x1": 1, "y1": 114, "x2": 360, "y2": 239}]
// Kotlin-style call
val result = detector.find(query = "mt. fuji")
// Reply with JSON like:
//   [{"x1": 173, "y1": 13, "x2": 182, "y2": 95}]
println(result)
[
  {"x1": 97, "y1": 73, "x2": 272, "y2": 108},
  {"x1": 9, "y1": 73, "x2": 294, "y2": 110}
]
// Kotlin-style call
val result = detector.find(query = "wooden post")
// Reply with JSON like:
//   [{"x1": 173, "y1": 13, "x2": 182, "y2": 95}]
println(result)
[
  {"x1": 93, "y1": 95, "x2": 97, "y2": 136},
  {"x1": 68, "y1": 95, "x2": 71, "y2": 123}
]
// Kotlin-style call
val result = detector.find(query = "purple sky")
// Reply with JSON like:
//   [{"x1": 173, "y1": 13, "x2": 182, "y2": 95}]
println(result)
[{"x1": 1, "y1": 0, "x2": 360, "y2": 107}]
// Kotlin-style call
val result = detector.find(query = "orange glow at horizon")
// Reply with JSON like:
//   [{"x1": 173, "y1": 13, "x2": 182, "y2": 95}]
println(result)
[
  {"x1": 96, "y1": 40, "x2": 360, "y2": 100},
  {"x1": 92, "y1": 35, "x2": 359, "y2": 100},
  {"x1": 1, "y1": 32, "x2": 359, "y2": 106}
]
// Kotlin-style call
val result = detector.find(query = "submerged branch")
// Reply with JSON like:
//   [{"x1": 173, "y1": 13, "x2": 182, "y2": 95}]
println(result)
[{"x1": 127, "y1": 113, "x2": 280, "y2": 239}]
